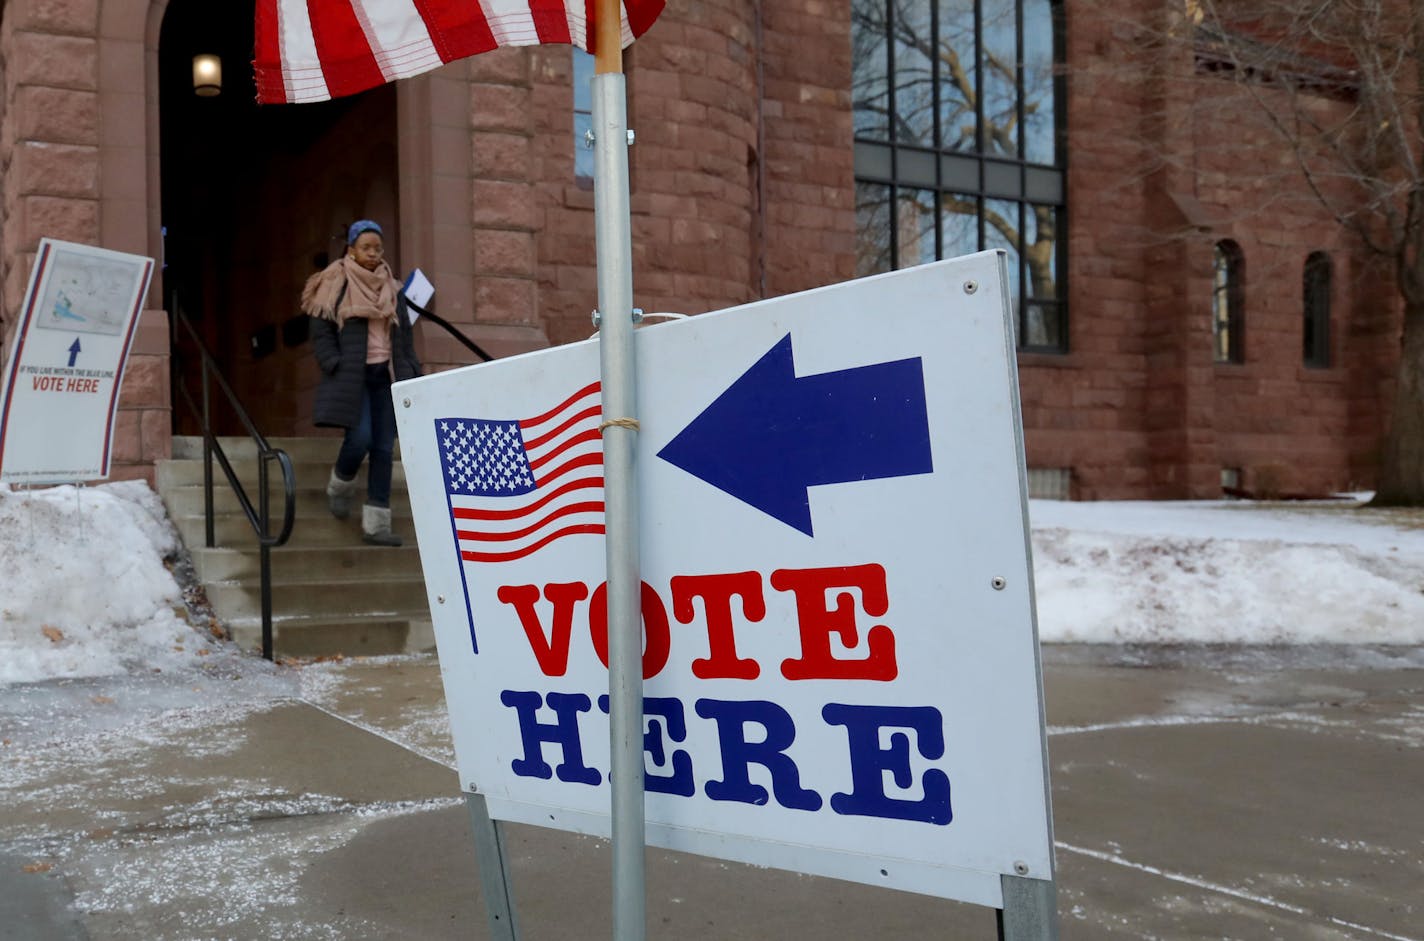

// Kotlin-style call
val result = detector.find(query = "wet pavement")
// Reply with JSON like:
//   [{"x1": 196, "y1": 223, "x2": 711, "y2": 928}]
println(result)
[{"x1": 1, "y1": 645, "x2": 1421, "y2": 940}]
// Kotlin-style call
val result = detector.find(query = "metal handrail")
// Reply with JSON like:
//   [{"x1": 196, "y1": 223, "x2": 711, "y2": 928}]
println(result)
[
  {"x1": 404, "y1": 298, "x2": 494, "y2": 362},
  {"x1": 169, "y1": 299, "x2": 296, "y2": 661}
]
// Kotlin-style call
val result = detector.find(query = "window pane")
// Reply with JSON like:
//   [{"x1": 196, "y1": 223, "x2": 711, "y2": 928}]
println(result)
[
  {"x1": 897, "y1": 187, "x2": 938, "y2": 268},
  {"x1": 850, "y1": 0, "x2": 1067, "y2": 354},
  {"x1": 1303, "y1": 252, "x2": 1331, "y2": 367},
  {"x1": 1025, "y1": 204, "x2": 1059, "y2": 299},
  {"x1": 1212, "y1": 241, "x2": 1243, "y2": 363},
  {"x1": 852, "y1": 0, "x2": 891, "y2": 140},
  {"x1": 937, "y1": 0, "x2": 978, "y2": 151},
  {"x1": 1022, "y1": 302, "x2": 1062, "y2": 349},
  {"x1": 573, "y1": 50, "x2": 593, "y2": 113},
  {"x1": 939, "y1": 192, "x2": 979, "y2": 260},
  {"x1": 893, "y1": 0, "x2": 936, "y2": 145},
  {"x1": 981, "y1": 0, "x2": 1019, "y2": 159},
  {"x1": 573, "y1": 50, "x2": 594, "y2": 184},
  {"x1": 856, "y1": 182, "x2": 894, "y2": 277},
  {"x1": 1213, "y1": 247, "x2": 1231, "y2": 361},
  {"x1": 1022, "y1": 0, "x2": 1057, "y2": 165},
  {"x1": 574, "y1": 112, "x2": 593, "y2": 183},
  {"x1": 984, "y1": 197, "x2": 1022, "y2": 301}
]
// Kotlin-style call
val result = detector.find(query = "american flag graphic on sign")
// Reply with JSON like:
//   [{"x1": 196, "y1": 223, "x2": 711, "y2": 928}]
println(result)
[
  {"x1": 255, "y1": 0, "x2": 666, "y2": 104},
  {"x1": 437, "y1": 381, "x2": 604, "y2": 565}
]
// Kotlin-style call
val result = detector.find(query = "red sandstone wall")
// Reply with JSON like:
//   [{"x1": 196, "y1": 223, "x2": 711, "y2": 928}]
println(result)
[
  {"x1": 530, "y1": 0, "x2": 857, "y2": 349},
  {"x1": 533, "y1": 0, "x2": 764, "y2": 349},
  {"x1": 0, "y1": 0, "x2": 1405, "y2": 497},
  {"x1": 0, "y1": 0, "x2": 168, "y2": 485},
  {"x1": 1020, "y1": 0, "x2": 1157, "y2": 499},
  {"x1": 1021, "y1": 0, "x2": 1404, "y2": 499},
  {"x1": 757, "y1": 0, "x2": 857, "y2": 297},
  {"x1": 1187, "y1": 49, "x2": 1395, "y2": 496},
  {"x1": 528, "y1": 44, "x2": 598, "y2": 349}
]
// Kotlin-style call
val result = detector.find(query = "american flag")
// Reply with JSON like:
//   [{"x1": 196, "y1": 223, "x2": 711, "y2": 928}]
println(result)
[
  {"x1": 255, "y1": 0, "x2": 666, "y2": 104},
  {"x1": 437, "y1": 381, "x2": 604, "y2": 564}
]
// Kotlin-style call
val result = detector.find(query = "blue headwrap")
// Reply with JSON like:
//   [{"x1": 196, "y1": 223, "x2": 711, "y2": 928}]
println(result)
[{"x1": 347, "y1": 219, "x2": 383, "y2": 245}]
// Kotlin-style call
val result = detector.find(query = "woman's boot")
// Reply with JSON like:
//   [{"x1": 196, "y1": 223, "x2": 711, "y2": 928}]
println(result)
[
  {"x1": 327, "y1": 468, "x2": 358, "y2": 520},
  {"x1": 361, "y1": 504, "x2": 403, "y2": 546}
]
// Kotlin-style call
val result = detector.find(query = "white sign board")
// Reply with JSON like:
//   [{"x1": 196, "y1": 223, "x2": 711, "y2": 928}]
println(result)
[
  {"x1": 394, "y1": 252, "x2": 1053, "y2": 909},
  {"x1": 0, "y1": 239, "x2": 155, "y2": 484}
]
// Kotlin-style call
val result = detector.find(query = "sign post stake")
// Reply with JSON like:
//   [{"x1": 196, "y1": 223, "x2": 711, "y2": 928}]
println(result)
[
  {"x1": 592, "y1": 3, "x2": 646, "y2": 939},
  {"x1": 467, "y1": 793, "x2": 521, "y2": 941},
  {"x1": 998, "y1": 875, "x2": 1059, "y2": 940}
]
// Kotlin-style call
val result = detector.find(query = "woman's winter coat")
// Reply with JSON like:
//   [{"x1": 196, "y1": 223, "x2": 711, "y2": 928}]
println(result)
[{"x1": 302, "y1": 259, "x2": 422, "y2": 429}]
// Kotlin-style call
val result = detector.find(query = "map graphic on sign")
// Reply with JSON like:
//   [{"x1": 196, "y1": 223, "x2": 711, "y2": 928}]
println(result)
[{"x1": 34, "y1": 250, "x2": 143, "y2": 336}]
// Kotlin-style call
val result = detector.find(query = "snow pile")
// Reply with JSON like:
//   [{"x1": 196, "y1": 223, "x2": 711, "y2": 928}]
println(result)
[
  {"x1": 0, "y1": 480, "x2": 216, "y2": 684},
  {"x1": 2, "y1": 484, "x2": 1422, "y2": 688},
  {"x1": 1030, "y1": 499, "x2": 1424, "y2": 645}
]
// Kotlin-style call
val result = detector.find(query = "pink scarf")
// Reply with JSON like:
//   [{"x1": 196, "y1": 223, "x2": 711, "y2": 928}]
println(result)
[{"x1": 302, "y1": 257, "x2": 398, "y2": 328}]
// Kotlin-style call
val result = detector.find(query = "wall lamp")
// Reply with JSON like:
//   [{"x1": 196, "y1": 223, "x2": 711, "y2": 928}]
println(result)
[{"x1": 192, "y1": 54, "x2": 222, "y2": 97}]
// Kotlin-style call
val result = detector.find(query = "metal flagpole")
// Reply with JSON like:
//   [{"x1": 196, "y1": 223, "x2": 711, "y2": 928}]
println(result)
[{"x1": 592, "y1": 2, "x2": 646, "y2": 940}]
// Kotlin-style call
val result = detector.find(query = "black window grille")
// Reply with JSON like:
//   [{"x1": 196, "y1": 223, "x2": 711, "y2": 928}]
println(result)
[
  {"x1": 1302, "y1": 251, "x2": 1331, "y2": 368},
  {"x1": 1212, "y1": 240, "x2": 1245, "y2": 364},
  {"x1": 852, "y1": 0, "x2": 1067, "y2": 352}
]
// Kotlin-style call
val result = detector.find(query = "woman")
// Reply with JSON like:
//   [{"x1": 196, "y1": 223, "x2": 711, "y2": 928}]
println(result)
[{"x1": 302, "y1": 219, "x2": 421, "y2": 546}]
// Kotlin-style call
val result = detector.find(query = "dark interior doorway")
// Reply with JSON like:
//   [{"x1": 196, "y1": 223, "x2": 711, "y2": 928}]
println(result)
[{"x1": 159, "y1": 0, "x2": 399, "y2": 436}]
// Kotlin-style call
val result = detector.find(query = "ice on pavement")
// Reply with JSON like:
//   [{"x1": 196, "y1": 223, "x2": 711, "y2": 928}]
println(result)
[{"x1": 2, "y1": 481, "x2": 1422, "y2": 940}]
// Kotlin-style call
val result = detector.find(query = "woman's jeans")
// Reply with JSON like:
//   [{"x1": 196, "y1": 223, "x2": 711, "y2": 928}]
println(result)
[{"x1": 334, "y1": 362, "x2": 395, "y2": 507}]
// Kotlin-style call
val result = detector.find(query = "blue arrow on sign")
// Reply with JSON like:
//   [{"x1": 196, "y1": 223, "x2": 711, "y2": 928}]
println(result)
[
  {"x1": 67, "y1": 338, "x2": 82, "y2": 367},
  {"x1": 657, "y1": 333, "x2": 934, "y2": 536}
]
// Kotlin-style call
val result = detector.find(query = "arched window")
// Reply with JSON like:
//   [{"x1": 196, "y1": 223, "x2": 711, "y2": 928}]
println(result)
[
  {"x1": 1303, "y1": 251, "x2": 1332, "y2": 367},
  {"x1": 1212, "y1": 240, "x2": 1244, "y2": 363},
  {"x1": 852, "y1": 0, "x2": 1067, "y2": 352}
]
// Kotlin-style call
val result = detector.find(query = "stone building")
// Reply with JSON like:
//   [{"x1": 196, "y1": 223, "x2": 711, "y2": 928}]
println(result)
[{"x1": 0, "y1": 0, "x2": 1401, "y2": 499}]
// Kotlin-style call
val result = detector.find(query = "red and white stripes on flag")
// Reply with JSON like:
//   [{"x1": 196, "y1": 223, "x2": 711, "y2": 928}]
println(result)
[
  {"x1": 437, "y1": 381, "x2": 605, "y2": 564},
  {"x1": 255, "y1": 0, "x2": 666, "y2": 104}
]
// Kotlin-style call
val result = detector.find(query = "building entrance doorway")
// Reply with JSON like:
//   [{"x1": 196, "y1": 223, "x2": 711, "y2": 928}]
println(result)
[{"x1": 159, "y1": 0, "x2": 399, "y2": 436}]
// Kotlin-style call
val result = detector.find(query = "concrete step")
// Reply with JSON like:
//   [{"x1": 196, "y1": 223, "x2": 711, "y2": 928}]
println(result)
[
  {"x1": 160, "y1": 436, "x2": 437, "y2": 658},
  {"x1": 189, "y1": 544, "x2": 426, "y2": 583},
  {"x1": 173, "y1": 510, "x2": 416, "y2": 550},
  {"x1": 171, "y1": 435, "x2": 405, "y2": 463},
  {"x1": 227, "y1": 613, "x2": 435, "y2": 659},
  {"x1": 156, "y1": 457, "x2": 410, "y2": 491},
  {"x1": 161, "y1": 482, "x2": 412, "y2": 518},
  {"x1": 204, "y1": 576, "x2": 430, "y2": 627}
]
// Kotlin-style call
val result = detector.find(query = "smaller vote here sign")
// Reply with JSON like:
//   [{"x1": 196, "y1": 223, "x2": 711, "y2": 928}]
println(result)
[
  {"x1": 395, "y1": 252, "x2": 1052, "y2": 910},
  {"x1": 0, "y1": 239, "x2": 154, "y2": 484}
]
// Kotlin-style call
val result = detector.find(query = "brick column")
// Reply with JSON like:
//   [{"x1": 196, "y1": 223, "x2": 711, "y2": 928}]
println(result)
[
  {"x1": 2, "y1": 2, "x2": 102, "y2": 336},
  {"x1": 465, "y1": 50, "x2": 549, "y2": 361},
  {"x1": 759, "y1": 0, "x2": 857, "y2": 297},
  {"x1": 1, "y1": 0, "x2": 167, "y2": 485},
  {"x1": 1137, "y1": 6, "x2": 1219, "y2": 499},
  {"x1": 110, "y1": 308, "x2": 171, "y2": 484}
]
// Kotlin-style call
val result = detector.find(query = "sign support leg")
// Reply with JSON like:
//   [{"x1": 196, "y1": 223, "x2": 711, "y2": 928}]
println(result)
[
  {"x1": 997, "y1": 875, "x2": 1058, "y2": 941},
  {"x1": 466, "y1": 793, "x2": 521, "y2": 941}
]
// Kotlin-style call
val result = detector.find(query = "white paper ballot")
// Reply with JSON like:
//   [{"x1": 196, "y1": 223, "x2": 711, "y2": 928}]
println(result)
[{"x1": 402, "y1": 268, "x2": 435, "y2": 321}]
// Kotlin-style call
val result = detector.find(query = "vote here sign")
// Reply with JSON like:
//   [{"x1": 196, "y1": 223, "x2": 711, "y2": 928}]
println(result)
[
  {"x1": 394, "y1": 251, "x2": 1053, "y2": 909},
  {"x1": 0, "y1": 239, "x2": 154, "y2": 484}
]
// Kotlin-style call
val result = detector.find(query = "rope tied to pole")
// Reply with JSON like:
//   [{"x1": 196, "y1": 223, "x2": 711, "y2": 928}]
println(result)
[{"x1": 599, "y1": 417, "x2": 641, "y2": 433}]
